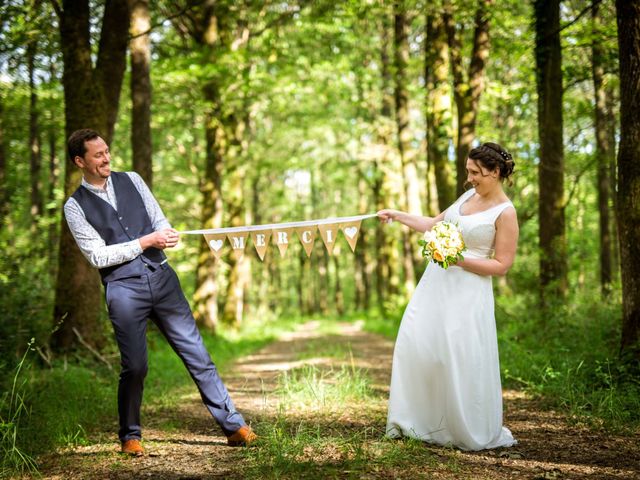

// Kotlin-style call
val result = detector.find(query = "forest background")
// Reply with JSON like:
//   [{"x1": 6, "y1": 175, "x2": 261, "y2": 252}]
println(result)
[{"x1": 0, "y1": 0, "x2": 639, "y2": 477}]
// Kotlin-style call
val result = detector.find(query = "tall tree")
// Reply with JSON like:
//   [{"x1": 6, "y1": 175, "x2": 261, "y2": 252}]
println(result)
[
  {"x1": 129, "y1": 0, "x2": 153, "y2": 187},
  {"x1": 354, "y1": 167, "x2": 370, "y2": 311},
  {"x1": 425, "y1": 6, "x2": 455, "y2": 211},
  {"x1": 27, "y1": 35, "x2": 43, "y2": 221},
  {"x1": 172, "y1": 0, "x2": 249, "y2": 329},
  {"x1": 445, "y1": 0, "x2": 491, "y2": 196},
  {"x1": 394, "y1": 0, "x2": 418, "y2": 290},
  {"x1": 0, "y1": 98, "x2": 6, "y2": 226},
  {"x1": 47, "y1": 60, "x2": 62, "y2": 264},
  {"x1": 174, "y1": 0, "x2": 304, "y2": 328},
  {"x1": 220, "y1": 113, "x2": 251, "y2": 326},
  {"x1": 592, "y1": 1, "x2": 614, "y2": 295},
  {"x1": 615, "y1": 0, "x2": 640, "y2": 364},
  {"x1": 50, "y1": 0, "x2": 131, "y2": 350},
  {"x1": 373, "y1": 7, "x2": 399, "y2": 310},
  {"x1": 534, "y1": 0, "x2": 567, "y2": 300}
]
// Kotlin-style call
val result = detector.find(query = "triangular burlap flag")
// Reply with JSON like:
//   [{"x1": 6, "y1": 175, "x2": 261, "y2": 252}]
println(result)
[
  {"x1": 250, "y1": 230, "x2": 271, "y2": 261},
  {"x1": 339, "y1": 220, "x2": 362, "y2": 252},
  {"x1": 204, "y1": 233, "x2": 226, "y2": 260},
  {"x1": 295, "y1": 226, "x2": 317, "y2": 258},
  {"x1": 273, "y1": 227, "x2": 294, "y2": 257},
  {"x1": 318, "y1": 223, "x2": 339, "y2": 255},
  {"x1": 226, "y1": 232, "x2": 249, "y2": 256}
]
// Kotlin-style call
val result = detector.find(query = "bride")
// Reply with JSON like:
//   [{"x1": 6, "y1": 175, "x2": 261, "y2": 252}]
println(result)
[{"x1": 377, "y1": 142, "x2": 519, "y2": 451}]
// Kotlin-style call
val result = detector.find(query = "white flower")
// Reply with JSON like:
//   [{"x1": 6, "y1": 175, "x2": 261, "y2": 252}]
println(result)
[{"x1": 419, "y1": 221, "x2": 466, "y2": 269}]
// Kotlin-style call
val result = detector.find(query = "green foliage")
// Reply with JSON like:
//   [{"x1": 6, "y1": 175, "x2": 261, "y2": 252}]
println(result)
[
  {"x1": 0, "y1": 339, "x2": 38, "y2": 477},
  {"x1": 496, "y1": 289, "x2": 640, "y2": 432},
  {"x1": 0, "y1": 216, "x2": 59, "y2": 375}
]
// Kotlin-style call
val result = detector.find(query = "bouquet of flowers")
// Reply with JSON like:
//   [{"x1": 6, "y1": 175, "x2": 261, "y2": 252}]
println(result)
[{"x1": 419, "y1": 221, "x2": 466, "y2": 269}]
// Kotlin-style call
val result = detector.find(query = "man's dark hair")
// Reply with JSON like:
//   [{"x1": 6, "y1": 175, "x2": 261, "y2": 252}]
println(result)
[{"x1": 68, "y1": 129, "x2": 102, "y2": 164}]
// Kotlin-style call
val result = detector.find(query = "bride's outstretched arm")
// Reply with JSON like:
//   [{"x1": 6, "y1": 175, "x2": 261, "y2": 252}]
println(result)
[{"x1": 376, "y1": 209, "x2": 446, "y2": 233}]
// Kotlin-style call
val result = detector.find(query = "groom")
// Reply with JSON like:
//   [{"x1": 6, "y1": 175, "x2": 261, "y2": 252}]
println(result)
[{"x1": 63, "y1": 128, "x2": 256, "y2": 454}]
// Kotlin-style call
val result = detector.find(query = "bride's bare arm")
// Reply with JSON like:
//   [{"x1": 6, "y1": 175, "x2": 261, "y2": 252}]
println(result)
[
  {"x1": 377, "y1": 209, "x2": 446, "y2": 233},
  {"x1": 457, "y1": 207, "x2": 519, "y2": 276}
]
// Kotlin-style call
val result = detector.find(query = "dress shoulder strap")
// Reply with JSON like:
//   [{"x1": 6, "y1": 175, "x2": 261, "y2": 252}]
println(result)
[{"x1": 488, "y1": 202, "x2": 515, "y2": 223}]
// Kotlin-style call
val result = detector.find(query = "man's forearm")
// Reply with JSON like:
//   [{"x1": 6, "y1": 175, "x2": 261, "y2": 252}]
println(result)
[{"x1": 65, "y1": 198, "x2": 144, "y2": 269}]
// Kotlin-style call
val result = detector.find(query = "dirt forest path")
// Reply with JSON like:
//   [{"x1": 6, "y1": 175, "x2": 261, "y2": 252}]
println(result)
[{"x1": 36, "y1": 321, "x2": 639, "y2": 479}]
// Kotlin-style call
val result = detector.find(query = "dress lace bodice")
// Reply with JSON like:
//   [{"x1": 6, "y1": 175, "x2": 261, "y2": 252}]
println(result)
[{"x1": 444, "y1": 188, "x2": 513, "y2": 260}]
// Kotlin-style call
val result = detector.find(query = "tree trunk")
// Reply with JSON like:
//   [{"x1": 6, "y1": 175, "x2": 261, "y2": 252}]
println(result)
[
  {"x1": 0, "y1": 97, "x2": 7, "y2": 226},
  {"x1": 221, "y1": 105, "x2": 250, "y2": 326},
  {"x1": 298, "y1": 250, "x2": 306, "y2": 314},
  {"x1": 318, "y1": 250, "x2": 329, "y2": 314},
  {"x1": 194, "y1": 93, "x2": 224, "y2": 331},
  {"x1": 394, "y1": 2, "x2": 418, "y2": 291},
  {"x1": 606, "y1": 88, "x2": 620, "y2": 279},
  {"x1": 394, "y1": 4, "x2": 422, "y2": 218},
  {"x1": 425, "y1": 9, "x2": 455, "y2": 211},
  {"x1": 28, "y1": 40, "x2": 43, "y2": 221},
  {"x1": 129, "y1": 0, "x2": 153, "y2": 187},
  {"x1": 52, "y1": 0, "x2": 131, "y2": 351},
  {"x1": 183, "y1": 5, "x2": 255, "y2": 329},
  {"x1": 28, "y1": 50, "x2": 43, "y2": 221},
  {"x1": 377, "y1": 9, "x2": 400, "y2": 304},
  {"x1": 592, "y1": 2, "x2": 613, "y2": 296},
  {"x1": 48, "y1": 116, "x2": 60, "y2": 266},
  {"x1": 221, "y1": 159, "x2": 249, "y2": 326},
  {"x1": 615, "y1": 0, "x2": 640, "y2": 364},
  {"x1": 333, "y1": 253, "x2": 344, "y2": 316},
  {"x1": 309, "y1": 169, "x2": 321, "y2": 314},
  {"x1": 354, "y1": 170, "x2": 370, "y2": 311},
  {"x1": 534, "y1": 0, "x2": 568, "y2": 300},
  {"x1": 445, "y1": 0, "x2": 491, "y2": 196}
]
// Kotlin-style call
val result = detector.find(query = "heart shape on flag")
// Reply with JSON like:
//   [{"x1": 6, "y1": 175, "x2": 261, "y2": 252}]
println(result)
[
  {"x1": 344, "y1": 226, "x2": 358, "y2": 239},
  {"x1": 209, "y1": 239, "x2": 224, "y2": 251}
]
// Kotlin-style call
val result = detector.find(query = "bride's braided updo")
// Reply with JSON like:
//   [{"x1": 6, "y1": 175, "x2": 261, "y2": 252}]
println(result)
[{"x1": 468, "y1": 142, "x2": 515, "y2": 183}]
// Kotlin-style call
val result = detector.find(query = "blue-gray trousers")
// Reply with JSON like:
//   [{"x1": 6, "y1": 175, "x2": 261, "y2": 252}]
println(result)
[{"x1": 105, "y1": 263, "x2": 245, "y2": 441}]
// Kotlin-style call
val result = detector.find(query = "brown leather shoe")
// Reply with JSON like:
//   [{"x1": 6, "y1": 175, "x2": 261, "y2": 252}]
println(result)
[
  {"x1": 121, "y1": 439, "x2": 144, "y2": 456},
  {"x1": 227, "y1": 426, "x2": 257, "y2": 447}
]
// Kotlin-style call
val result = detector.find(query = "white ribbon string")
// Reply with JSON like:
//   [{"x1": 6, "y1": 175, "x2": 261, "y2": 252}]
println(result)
[{"x1": 179, "y1": 213, "x2": 378, "y2": 235}]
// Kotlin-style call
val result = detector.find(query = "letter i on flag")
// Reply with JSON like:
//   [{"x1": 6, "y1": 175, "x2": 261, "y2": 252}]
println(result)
[{"x1": 318, "y1": 223, "x2": 338, "y2": 255}]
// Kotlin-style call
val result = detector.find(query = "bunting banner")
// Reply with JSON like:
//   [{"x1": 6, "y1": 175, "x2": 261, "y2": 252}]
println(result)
[{"x1": 180, "y1": 214, "x2": 377, "y2": 261}]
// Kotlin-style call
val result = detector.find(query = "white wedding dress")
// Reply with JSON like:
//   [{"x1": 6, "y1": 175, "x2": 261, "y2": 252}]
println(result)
[{"x1": 386, "y1": 188, "x2": 517, "y2": 451}]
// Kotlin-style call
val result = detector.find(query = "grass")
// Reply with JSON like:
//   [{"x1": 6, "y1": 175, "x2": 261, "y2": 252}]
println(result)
[
  {"x1": 242, "y1": 413, "x2": 457, "y2": 479},
  {"x1": 275, "y1": 363, "x2": 374, "y2": 410},
  {"x1": 0, "y1": 339, "x2": 38, "y2": 477},
  {"x1": 240, "y1": 333, "x2": 463, "y2": 479}
]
